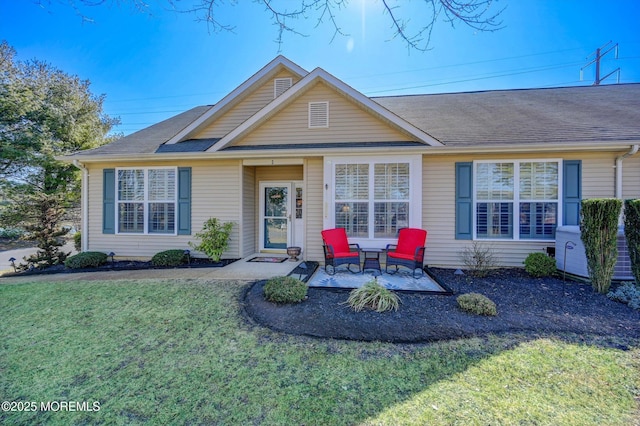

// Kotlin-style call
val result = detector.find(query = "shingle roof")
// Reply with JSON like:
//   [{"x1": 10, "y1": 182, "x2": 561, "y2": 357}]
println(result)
[
  {"x1": 374, "y1": 84, "x2": 640, "y2": 146},
  {"x1": 73, "y1": 106, "x2": 212, "y2": 156},
  {"x1": 156, "y1": 138, "x2": 220, "y2": 153},
  {"x1": 70, "y1": 83, "x2": 640, "y2": 159}
]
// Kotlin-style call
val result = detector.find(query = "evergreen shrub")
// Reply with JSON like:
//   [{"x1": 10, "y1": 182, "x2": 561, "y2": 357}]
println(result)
[
  {"x1": 151, "y1": 249, "x2": 188, "y2": 267},
  {"x1": 624, "y1": 199, "x2": 640, "y2": 285},
  {"x1": 524, "y1": 252, "x2": 557, "y2": 277},
  {"x1": 580, "y1": 198, "x2": 622, "y2": 293},
  {"x1": 457, "y1": 293, "x2": 497, "y2": 316},
  {"x1": 64, "y1": 251, "x2": 108, "y2": 269},
  {"x1": 264, "y1": 276, "x2": 308, "y2": 304},
  {"x1": 607, "y1": 282, "x2": 640, "y2": 310}
]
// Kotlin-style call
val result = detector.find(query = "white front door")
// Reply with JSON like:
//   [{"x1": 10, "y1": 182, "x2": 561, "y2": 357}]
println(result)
[{"x1": 259, "y1": 181, "x2": 303, "y2": 252}]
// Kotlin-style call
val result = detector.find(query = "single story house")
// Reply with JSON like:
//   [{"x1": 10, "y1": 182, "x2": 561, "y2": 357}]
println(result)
[{"x1": 63, "y1": 56, "x2": 640, "y2": 268}]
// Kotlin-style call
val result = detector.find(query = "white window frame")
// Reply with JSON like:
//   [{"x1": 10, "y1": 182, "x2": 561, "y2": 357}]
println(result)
[
  {"x1": 115, "y1": 166, "x2": 178, "y2": 236},
  {"x1": 324, "y1": 155, "x2": 422, "y2": 248},
  {"x1": 473, "y1": 159, "x2": 562, "y2": 241},
  {"x1": 308, "y1": 101, "x2": 329, "y2": 129}
]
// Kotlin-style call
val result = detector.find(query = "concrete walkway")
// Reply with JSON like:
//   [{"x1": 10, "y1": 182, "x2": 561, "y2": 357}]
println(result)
[
  {"x1": 0, "y1": 242, "x2": 76, "y2": 274},
  {"x1": 0, "y1": 252, "x2": 303, "y2": 283}
]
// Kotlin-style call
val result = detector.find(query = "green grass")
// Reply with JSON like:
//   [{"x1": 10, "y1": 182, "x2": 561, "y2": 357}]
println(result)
[{"x1": 1, "y1": 279, "x2": 639, "y2": 425}]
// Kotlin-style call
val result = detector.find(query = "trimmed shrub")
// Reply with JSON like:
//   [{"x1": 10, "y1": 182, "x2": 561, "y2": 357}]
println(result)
[
  {"x1": 457, "y1": 293, "x2": 497, "y2": 316},
  {"x1": 64, "y1": 251, "x2": 108, "y2": 269},
  {"x1": 189, "y1": 218, "x2": 233, "y2": 262},
  {"x1": 73, "y1": 231, "x2": 82, "y2": 252},
  {"x1": 607, "y1": 282, "x2": 640, "y2": 310},
  {"x1": 151, "y1": 249, "x2": 188, "y2": 267},
  {"x1": 460, "y1": 241, "x2": 498, "y2": 277},
  {"x1": 524, "y1": 252, "x2": 557, "y2": 277},
  {"x1": 264, "y1": 276, "x2": 308, "y2": 304},
  {"x1": 580, "y1": 198, "x2": 622, "y2": 293},
  {"x1": 624, "y1": 199, "x2": 640, "y2": 285},
  {"x1": 346, "y1": 279, "x2": 400, "y2": 312}
]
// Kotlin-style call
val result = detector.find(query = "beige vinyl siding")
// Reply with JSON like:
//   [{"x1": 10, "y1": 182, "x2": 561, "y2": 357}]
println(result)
[
  {"x1": 422, "y1": 151, "x2": 619, "y2": 268},
  {"x1": 255, "y1": 165, "x2": 303, "y2": 182},
  {"x1": 193, "y1": 70, "x2": 301, "y2": 139},
  {"x1": 242, "y1": 166, "x2": 257, "y2": 257},
  {"x1": 622, "y1": 153, "x2": 640, "y2": 199},
  {"x1": 232, "y1": 82, "x2": 413, "y2": 147},
  {"x1": 86, "y1": 160, "x2": 242, "y2": 259},
  {"x1": 305, "y1": 158, "x2": 324, "y2": 262}
]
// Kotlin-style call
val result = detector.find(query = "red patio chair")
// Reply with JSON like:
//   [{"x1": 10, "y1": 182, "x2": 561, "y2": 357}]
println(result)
[
  {"x1": 385, "y1": 228, "x2": 427, "y2": 278},
  {"x1": 321, "y1": 228, "x2": 361, "y2": 275}
]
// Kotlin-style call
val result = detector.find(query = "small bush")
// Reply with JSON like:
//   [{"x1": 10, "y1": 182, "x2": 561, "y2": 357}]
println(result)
[
  {"x1": 346, "y1": 280, "x2": 400, "y2": 312},
  {"x1": 607, "y1": 282, "x2": 640, "y2": 310},
  {"x1": 151, "y1": 249, "x2": 188, "y2": 267},
  {"x1": 189, "y1": 218, "x2": 234, "y2": 262},
  {"x1": 0, "y1": 227, "x2": 23, "y2": 239},
  {"x1": 264, "y1": 276, "x2": 308, "y2": 304},
  {"x1": 73, "y1": 231, "x2": 82, "y2": 252},
  {"x1": 64, "y1": 251, "x2": 108, "y2": 269},
  {"x1": 457, "y1": 293, "x2": 497, "y2": 316},
  {"x1": 460, "y1": 242, "x2": 498, "y2": 277},
  {"x1": 524, "y1": 252, "x2": 557, "y2": 277}
]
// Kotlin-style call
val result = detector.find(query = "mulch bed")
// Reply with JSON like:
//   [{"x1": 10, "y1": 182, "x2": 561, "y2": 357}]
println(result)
[
  {"x1": 2, "y1": 258, "x2": 239, "y2": 277},
  {"x1": 242, "y1": 268, "x2": 640, "y2": 344}
]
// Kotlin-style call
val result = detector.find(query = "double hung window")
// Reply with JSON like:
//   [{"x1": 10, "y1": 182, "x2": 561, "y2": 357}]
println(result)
[
  {"x1": 332, "y1": 158, "x2": 414, "y2": 239},
  {"x1": 475, "y1": 160, "x2": 559, "y2": 240},
  {"x1": 117, "y1": 168, "x2": 177, "y2": 234}
]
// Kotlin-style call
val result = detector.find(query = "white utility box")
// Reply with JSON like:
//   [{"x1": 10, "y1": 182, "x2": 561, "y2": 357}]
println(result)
[{"x1": 555, "y1": 225, "x2": 633, "y2": 281}]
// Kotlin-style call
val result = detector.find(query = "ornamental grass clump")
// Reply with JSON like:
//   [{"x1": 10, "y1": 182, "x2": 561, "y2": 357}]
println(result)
[
  {"x1": 263, "y1": 276, "x2": 308, "y2": 304},
  {"x1": 457, "y1": 293, "x2": 497, "y2": 316},
  {"x1": 580, "y1": 198, "x2": 622, "y2": 293},
  {"x1": 624, "y1": 199, "x2": 640, "y2": 285},
  {"x1": 524, "y1": 252, "x2": 557, "y2": 278},
  {"x1": 346, "y1": 279, "x2": 400, "y2": 313}
]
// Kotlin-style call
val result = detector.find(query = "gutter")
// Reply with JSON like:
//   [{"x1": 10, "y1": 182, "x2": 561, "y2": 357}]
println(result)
[
  {"x1": 59, "y1": 141, "x2": 640, "y2": 164},
  {"x1": 615, "y1": 144, "x2": 639, "y2": 199},
  {"x1": 72, "y1": 160, "x2": 89, "y2": 253}
]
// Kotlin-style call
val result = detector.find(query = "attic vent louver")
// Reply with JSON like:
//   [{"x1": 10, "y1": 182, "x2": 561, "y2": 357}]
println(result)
[
  {"x1": 308, "y1": 101, "x2": 329, "y2": 128},
  {"x1": 274, "y1": 78, "x2": 292, "y2": 98}
]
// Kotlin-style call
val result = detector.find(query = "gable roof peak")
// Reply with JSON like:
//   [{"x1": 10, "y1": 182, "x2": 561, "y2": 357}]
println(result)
[{"x1": 164, "y1": 55, "x2": 308, "y2": 145}]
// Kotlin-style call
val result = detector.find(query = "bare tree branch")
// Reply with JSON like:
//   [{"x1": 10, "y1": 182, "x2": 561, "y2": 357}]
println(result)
[{"x1": 37, "y1": 0, "x2": 506, "y2": 52}]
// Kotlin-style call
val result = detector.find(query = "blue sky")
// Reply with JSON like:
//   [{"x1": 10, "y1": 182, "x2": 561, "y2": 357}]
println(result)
[{"x1": 1, "y1": 0, "x2": 639, "y2": 136}]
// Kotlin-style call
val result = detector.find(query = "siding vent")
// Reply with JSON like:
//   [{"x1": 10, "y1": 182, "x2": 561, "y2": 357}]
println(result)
[
  {"x1": 274, "y1": 78, "x2": 292, "y2": 98},
  {"x1": 309, "y1": 101, "x2": 329, "y2": 128}
]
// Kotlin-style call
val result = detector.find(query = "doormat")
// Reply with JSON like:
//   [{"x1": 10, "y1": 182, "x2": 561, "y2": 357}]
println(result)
[{"x1": 248, "y1": 256, "x2": 288, "y2": 263}]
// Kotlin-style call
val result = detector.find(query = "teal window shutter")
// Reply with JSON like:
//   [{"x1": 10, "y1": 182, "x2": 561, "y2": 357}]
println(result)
[
  {"x1": 563, "y1": 160, "x2": 582, "y2": 225},
  {"x1": 455, "y1": 162, "x2": 473, "y2": 240},
  {"x1": 103, "y1": 169, "x2": 116, "y2": 234},
  {"x1": 177, "y1": 167, "x2": 192, "y2": 235}
]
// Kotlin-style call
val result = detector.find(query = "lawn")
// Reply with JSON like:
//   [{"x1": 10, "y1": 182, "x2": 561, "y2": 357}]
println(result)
[{"x1": 1, "y1": 278, "x2": 639, "y2": 425}]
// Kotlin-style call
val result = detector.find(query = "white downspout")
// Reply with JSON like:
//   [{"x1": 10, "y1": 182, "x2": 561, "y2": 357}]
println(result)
[
  {"x1": 615, "y1": 144, "x2": 639, "y2": 199},
  {"x1": 73, "y1": 160, "x2": 89, "y2": 252}
]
